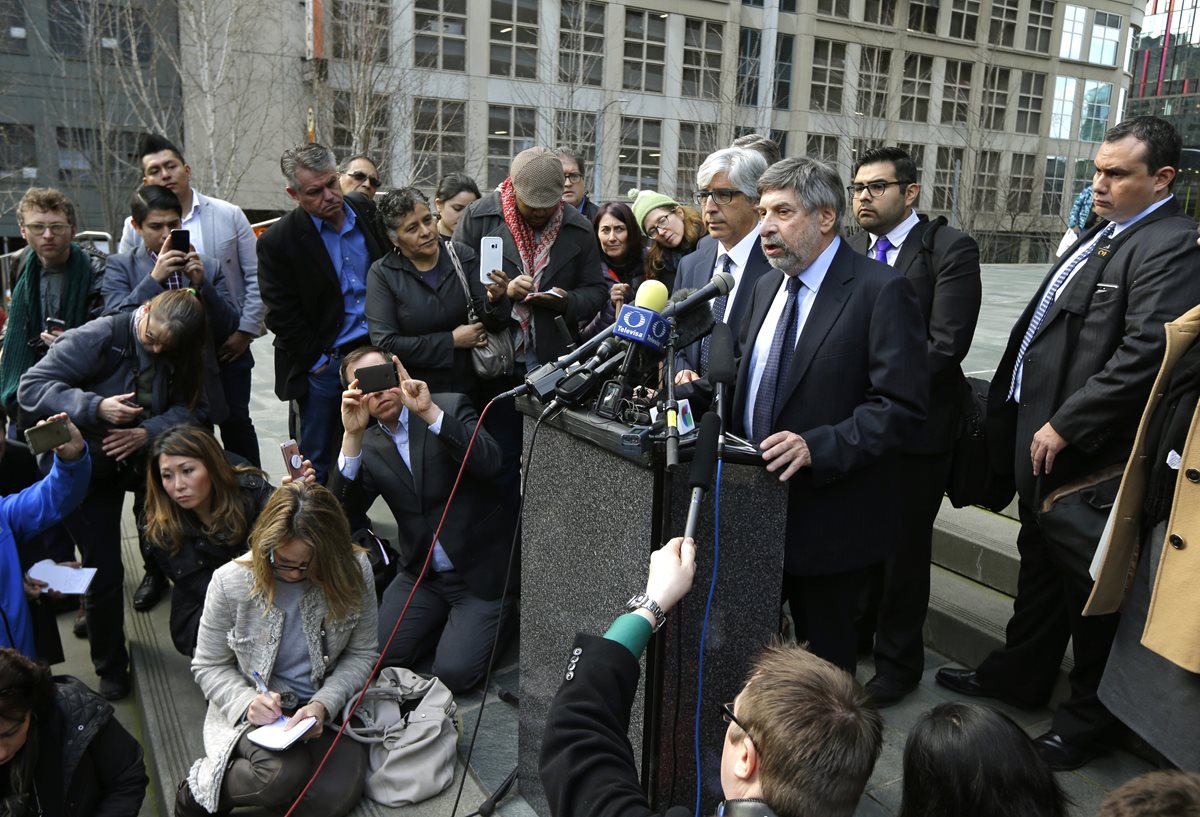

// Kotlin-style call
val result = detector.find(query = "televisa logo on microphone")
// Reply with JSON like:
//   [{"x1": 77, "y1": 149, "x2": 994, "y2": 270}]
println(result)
[{"x1": 614, "y1": 304, "x2": 670, "y2": 352}]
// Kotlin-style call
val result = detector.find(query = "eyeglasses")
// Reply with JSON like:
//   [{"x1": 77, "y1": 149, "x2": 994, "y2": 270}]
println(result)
[
  {"x1": 346, "y1": 170, "x2": 381, "y2": 188},
  {"x1": 847, "y1": 181, "x2": 905, "y2": 199},
  {"x1": 646, "y1": 209, "x2": 677, "y2": 238},
  {"x1": 693, "y1": 189, "x2": 743, "y2": 206},
  {"x1": 564, "y1": 172, "x2": 584, "y2": 184},
  {"x1": 269, "y1": 551, "x2": 311, "y2": 575},
  {"x1": 720, "y1": 701, "x2": 758, "y2": 749},
  {"x1": 22, "y1": 222, "x2": 71, "y2": 236}
]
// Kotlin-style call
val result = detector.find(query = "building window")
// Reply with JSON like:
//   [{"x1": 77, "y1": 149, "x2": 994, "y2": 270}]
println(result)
[
  {"x1": 332, "y1": 92, "x2": 391, "y2": 158},
  {"x1": 857, "y1": 46, "x2": 891, "y2": 118},
  {"x1": 1090, "y1": 11, "x2": 1122, "y2": 66},
  {"x1": 489, "y1": 0, "x2": 537, "y2": 79},
  {"x1": 1016, "y1": 72, "x2": 1045, "y2": 135},
  {"x1": 623, "y1": 9, "x2": 666, "y2": 93},
  {"x1": 864, "y1": 0, "x2": 895, "y2": 26},
  {"x1": 556, "y1": 110, "x2": 597, "y2": 185},
  {"x1": 1125, "y1": 25, "x2": 1139, "y2": 74},
  {"x1": 412, "y1": 97, "x2": 465, "y2": 189},
  {"x1": 1059, "y1": 5, "x2": 1086, "y2": 60},
  {"x1": 0, "y1": 0, "x2": 28, "y2": 54},
  {"x1": 1026, "y1": 0, "x2": 1054, "y2": 53},
  {"x1": 1050, "y1": 76, "x2": 1077, "y2": 139},
  {"x1": 907, "y1": 0, "x2": 938, "y2": 34},
  {"x1": 982, "y1": 66, "x2": 1010, "y2": 130},
  {"x1": 331, "y1": 0, "x2": 390, "y2": 63},
  {"x1": 1041, "y1": 155, "x2": 1066, "y2": 215},
  {"x1": 0, "y1": 124, "x2": 36, "y2": 183},
  {"x1": 817, "y1": 0, "x2": 848, "y2": 17},
  {"x1": 682, "y1": 18, "x2": 722, "y2": 100},
  {"x1": 618, "y1": 116, "x2": 661, "y2": 193},
  {"x1": 1071, "y1": 158, "x2": 1092, "y2": 198},
  {"x1": 948, "y1": 0, "x2": 979, "y2": 41},
  {"x1": 775, "y1": 34, "x2": 794, "y2": 109},
  {"x1": 989, "y1": 0, "x2": 1018, "y2": 48},
  {"x1": 1008, "y1": 153, "x2": 1036, "y2": 213},
  {"x1": 55, "y1": 127, "x2": 138, "y2": 183},
  {"x1": 897, "y1": 141, "x2": 925, "y2": 207},
  {"x1": 1080, "y1": 80, "x2": 1112, "y2": 142},
  {"x1": 559, "y1": 0, "x2": 604, "y2": 86},
  {"x1": 973, "y1": 150, "x2": 1001, "y2": 212},
  {"x1": 807, "y1": 134, "x2": 839, "y2": 166},
  {"x1": 677, "y1": 122, "x2": 720, "y2": 199},
  {"x1": 810, "y1": 39, "x2": 846, "y2": 113},
  {"x1": 900, "y1": 53, "x2": 932, "y2": 122},
  {"x1": 737, "y1": 28, "x2": 761, "y2": 106},
  {"x1": 942, "y1": 59, "x2": 972, "y2": 125},
  {"x1": 48, "y1": 0, "x2": 152, "y2": 64},
  {"x1": 487, "y1": 105, "x2": 537, "y2": 188},
  {"x1": 934, "y1": 146, "x2": 964, "y2": 213},
  {"x1": 414, "y1": 0, "x2": 466, "y2": 71}
]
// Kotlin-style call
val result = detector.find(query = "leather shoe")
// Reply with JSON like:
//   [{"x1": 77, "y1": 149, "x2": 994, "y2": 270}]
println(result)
[
  {"x1": 934, "y1": 667, "x2": 1039, "y2": 709},
  {"x1": 99, "y1": 672, "x2": 131, "y2": 701},
  {"x1": 864, "y1": 675, "x2": 917, "y2": 708},
  {"x1": 1033, "y1": 730, "x2": 1103, "y2": 771},
  {"x1": 132, "y1": 571, "x2": 168, "y2": 612}
]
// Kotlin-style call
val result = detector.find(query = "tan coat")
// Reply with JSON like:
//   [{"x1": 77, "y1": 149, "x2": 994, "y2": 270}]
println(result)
[{"x1": 1085, "y1": 302, "x2": 1200, "y2": 673}]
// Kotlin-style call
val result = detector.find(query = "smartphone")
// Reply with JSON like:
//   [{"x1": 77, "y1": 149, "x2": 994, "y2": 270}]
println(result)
[
  {"x1": 169, "y1": 229, "x2": 190, "y2": 254},
  {"x1": 45, "y1": 317, "x2": 66, "y2": 333},
  {"x1": 355, "y1": 361, "x2": 399, "y2": 394},
  {"x1": 280, "y1": 440, "x2": 306, "y2": 481},
  {"x1": 24, "y1": 417, "x2": 72, "y2": 456},
  {"x1": 480, "y1": 237, "x2": 503, "y2": 285}
]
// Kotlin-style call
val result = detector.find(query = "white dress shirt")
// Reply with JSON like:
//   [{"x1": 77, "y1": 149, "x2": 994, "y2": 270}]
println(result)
[
  {"x1": 715, "y1": 224, "x2": 763, "y2": 316},
  {"x1": 866, "y1": 208, "x2": 920, "y2": 267}
]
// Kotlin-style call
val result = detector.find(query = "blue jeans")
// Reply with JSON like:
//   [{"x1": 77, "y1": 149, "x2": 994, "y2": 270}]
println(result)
[{"x1": 297, "y1": 361, "x2": 346, "y2": 484}]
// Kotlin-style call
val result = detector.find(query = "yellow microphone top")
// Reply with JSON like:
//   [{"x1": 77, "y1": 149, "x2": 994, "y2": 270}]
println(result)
[{"x1": 634, "y1": 279, "x2": 669, "y2": 313}]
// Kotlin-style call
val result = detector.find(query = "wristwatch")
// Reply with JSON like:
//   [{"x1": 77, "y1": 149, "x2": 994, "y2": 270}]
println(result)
[{"x1": 626, "y1": 592, "x2": 666, "y2": 632}]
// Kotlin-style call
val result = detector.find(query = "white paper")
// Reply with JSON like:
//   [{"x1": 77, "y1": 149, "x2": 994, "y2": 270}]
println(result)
[
  {"x1": 246, "y1": 716, "x2": 316, "y2": 750},
  {"x1": 1089, "y1": 503, "x2": 1119, "y2": 581},
  {"x1": 1167, "y1": 449, "x2": 1182, "y2": 470},
  {"x1": 27, "y1": 559, "x2": 96, "y2": 595}
]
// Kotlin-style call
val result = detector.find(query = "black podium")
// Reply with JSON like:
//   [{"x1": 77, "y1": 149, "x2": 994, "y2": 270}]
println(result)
[{"x1": 514, "y1": 398, "x2": 787, "y2": 816}]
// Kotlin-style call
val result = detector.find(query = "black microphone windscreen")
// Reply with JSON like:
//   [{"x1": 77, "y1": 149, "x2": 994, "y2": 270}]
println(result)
[
  {"x1": 669, "y1": 289, "x2": 717, "y2": 348},
  {"x1": 688, "y1": 411, "x2": 721, "y2": 489},
  {"x1": 707, "y1": 323, "x2": 737, "y2": 385}
]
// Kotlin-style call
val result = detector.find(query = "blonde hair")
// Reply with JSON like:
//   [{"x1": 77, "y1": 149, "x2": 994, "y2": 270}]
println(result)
[
  {"x1": 246, "y1": 482, "x2": 365, "y2": 622},
  {"x1": 144, "y1": 289, "x2": 208, "y2": 411}
]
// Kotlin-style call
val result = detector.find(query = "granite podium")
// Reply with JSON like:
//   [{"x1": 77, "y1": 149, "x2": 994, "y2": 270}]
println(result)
[{"x1": 514, "y1": 397, "x2": 787, "y2": 816}]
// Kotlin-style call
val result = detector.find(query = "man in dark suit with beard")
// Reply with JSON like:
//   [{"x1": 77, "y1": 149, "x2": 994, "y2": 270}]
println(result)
[
  {"x1": 735, "y1": 157, "x2": 928, "y2": 672},
  {"x1": 936, "y1": 116, "x2": 1200, "y2": 770},
  {"x1": 845, "y1": 146, "x2": 982, "y2": 707},
  {"x1": 257, "y1": 143, "x2": 387, "y2": 483}
]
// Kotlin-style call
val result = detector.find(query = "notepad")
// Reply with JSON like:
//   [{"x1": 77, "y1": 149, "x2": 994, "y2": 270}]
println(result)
[
  {"x1": 246, "y1": 716, "x2": 317, "y2": 750},
  {"x1": 27, "y1": 559, "x2": 96, "y2": 595}
]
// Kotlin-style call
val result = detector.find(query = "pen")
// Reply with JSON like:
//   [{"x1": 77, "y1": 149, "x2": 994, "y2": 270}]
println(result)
[{"x1": 250, "y1": 670, "x2": 269, "y2": 695}]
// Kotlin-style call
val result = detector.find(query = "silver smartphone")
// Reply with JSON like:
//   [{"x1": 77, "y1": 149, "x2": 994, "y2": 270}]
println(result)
[{"x1": 480, "y1": 237, "x2": 503, "y2": 285}]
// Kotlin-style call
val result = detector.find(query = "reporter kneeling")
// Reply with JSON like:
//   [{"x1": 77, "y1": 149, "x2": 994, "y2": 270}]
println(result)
[
  {"x1": 177, "y1": 482, "x2": 378, "y2": 817},
  {"x1": 0, "y1": 646, "x2": 148, "y2": 815}
]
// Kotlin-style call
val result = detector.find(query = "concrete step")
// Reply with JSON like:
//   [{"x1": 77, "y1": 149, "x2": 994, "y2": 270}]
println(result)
[{"x1": 931, "y1": 498, "x2": 1021, "y2": 596}]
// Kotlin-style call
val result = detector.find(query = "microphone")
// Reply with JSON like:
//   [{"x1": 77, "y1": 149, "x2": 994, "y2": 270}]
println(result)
[
  {"x1": 684, "y1": 412, "x2": 721, "y2": 541},
  {"x1": 668, "y1": 288, "x2": 717, "y2": 349},
  {"x1": 550, "y1": 341, "x2": 625, "y2": 408},
  {"x1": 661, "y1": 270, "x2": 734, "y2": 321},
  {"x1": 613, "y1": 280, "x2": 670, "y2": 353}
]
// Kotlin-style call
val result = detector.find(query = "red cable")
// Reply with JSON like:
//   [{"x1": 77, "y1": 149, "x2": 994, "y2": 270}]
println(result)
[{"x1": 281, "y1": 398, "x2": 496, "y2": 816}]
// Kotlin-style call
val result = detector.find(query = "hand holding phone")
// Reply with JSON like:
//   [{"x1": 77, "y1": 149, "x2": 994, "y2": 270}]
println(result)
[
  {"x1": 169, "y1": 229, "x2": 190, "y2": 254},
  {"x1": 24, "y1": 417, "x2": 72, "y2": 456},
  {"x1": 479, "y1": 237, "x2": 503, "y2": 285},
  {"x1": 280, "y1": 440, "x2": 306, "y2": 481},
  {"x1": 355, "y1": 361, "x2": 400, "y2": 394}
]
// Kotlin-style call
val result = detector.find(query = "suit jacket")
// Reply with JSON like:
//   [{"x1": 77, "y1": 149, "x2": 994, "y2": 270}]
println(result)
[
  {"x1": 120, "y1": 191, "x2": 264, "y2": 336},
  {"x1": 454, "y1": 191, "x2": 606, "y2": 365},
  {"x1": 847, "y1": 215, "x2": 982, "y2": 453},
  {"x1": 732, "y1": 240, "x2": 929, "y2": 575},
  {"x1": 672, "y1": 234, "x2": 772, "y2": 371},
  {"x1": 257, "y1": 193, "x2": 386, "y2": 400},
  {"x1": 327, "y1": 393, "x2": 514, "y2": 600},
  {"x1": 986, "y1": 198, "x2": 1200, "y2": 502}
]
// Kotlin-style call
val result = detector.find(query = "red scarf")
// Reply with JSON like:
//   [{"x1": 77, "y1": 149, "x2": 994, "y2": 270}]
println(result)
[{"x1": 501, "y1": 177, "x2": 564, "y2": 352}]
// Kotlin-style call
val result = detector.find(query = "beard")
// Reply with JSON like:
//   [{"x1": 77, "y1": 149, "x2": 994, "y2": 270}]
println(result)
[{"x1": 761, "y1": 217, "x2": 823, "y2": 272}]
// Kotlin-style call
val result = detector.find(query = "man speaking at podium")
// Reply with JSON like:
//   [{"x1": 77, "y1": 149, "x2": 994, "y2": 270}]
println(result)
[{"x1": 735, "y1": 158, "x2": 928, "y2": 672}]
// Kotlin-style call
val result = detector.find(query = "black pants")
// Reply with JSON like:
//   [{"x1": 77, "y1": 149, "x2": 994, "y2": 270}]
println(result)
[
  {"x1": 784, "y1": 565, "x2": 877, "y2": 674},
  {"x1": 218, "y1": 730, "x2": 367, "y2": 816},
  {"x1": 217, "y1": 351, "x2": 260, "y2": 467},
  {"x1": 976, "y1": 499, "x2": 1119, "y2": 742}
]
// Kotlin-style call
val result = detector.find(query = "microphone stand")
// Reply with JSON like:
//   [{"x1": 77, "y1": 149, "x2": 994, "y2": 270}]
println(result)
[{"x1": 662, "y1": 317, "x2": 681, "y2": 469}]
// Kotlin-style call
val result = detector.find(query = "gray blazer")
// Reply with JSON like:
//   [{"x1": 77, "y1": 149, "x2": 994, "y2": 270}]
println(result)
[
  {"x1": 120, "y1": 190, "x2": 264, "y2": 335},
  {"x1": 187, "y1": 553, "x2": 377, "y2": 812},
  {"x1": 102, "y1": 246, "x2": 240, "y2": 338}
]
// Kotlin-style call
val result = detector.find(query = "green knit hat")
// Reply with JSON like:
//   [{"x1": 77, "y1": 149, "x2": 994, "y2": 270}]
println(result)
[{"x1": 628, "y1": 188, "x2": 681, "y2": 235}]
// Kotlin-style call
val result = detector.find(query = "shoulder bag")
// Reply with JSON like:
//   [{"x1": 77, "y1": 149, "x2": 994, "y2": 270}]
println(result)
[{"x1": 444, "y1": 240, "x2": 515, "y2": 378}]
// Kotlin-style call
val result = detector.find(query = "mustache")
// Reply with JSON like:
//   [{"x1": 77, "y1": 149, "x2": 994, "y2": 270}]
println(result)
[{"x1": 761, "y1": 237, "x2": 787, "y2": 250}]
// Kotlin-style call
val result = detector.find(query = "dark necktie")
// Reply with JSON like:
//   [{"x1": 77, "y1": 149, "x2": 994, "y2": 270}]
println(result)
[
  {"x1": 751, "y1": 276, "x2": 802, "y2": 442},
  {"x1": 1007, "y1": 221, "x2": 1116, "y2": 400},
  {"x1": 871, "y1": 235, "x2": 892, "y2": 263},
  {"x1": 699, "y1": 254, "x2": 734, "y2": 374}
]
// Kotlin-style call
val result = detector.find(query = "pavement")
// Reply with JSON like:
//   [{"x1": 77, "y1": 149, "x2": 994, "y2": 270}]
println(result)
[{"x1": 45, "y1": 263, "x2": 1160, "y2": 817}]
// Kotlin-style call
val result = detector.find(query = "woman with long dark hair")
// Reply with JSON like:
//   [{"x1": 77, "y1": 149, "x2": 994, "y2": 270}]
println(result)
[
  {"x1": 0, "y1": 646, "x2": 148, "y2": 815},
  {"x1": 581, "y1": 202, "x2": 646, "y2": 339},
  {"x1": 176, "y1": 482, "x2": 377, "y2": 817},
  {"x1": 434, "y1": 173, "x2": 481, "y2": 239}
]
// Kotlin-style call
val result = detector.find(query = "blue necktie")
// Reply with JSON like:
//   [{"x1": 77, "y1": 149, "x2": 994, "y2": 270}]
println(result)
[
  {"x1": 872, "y1": 235, "x2": 892, "y2": 263},
  {"x1": 1007, "y1": 222, "x2": 1116, "y2": 400},
  {"x1": 700, "y1": 254, "x2": 734, "y2": 374},
  {"x1": 752, "y1": 276, "x2": 802, "y2": 442}
]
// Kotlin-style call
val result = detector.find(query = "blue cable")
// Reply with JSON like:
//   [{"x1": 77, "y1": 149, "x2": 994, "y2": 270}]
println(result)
[{"x1": 693, "y1": 457, "x2": 723, "y2": 817}]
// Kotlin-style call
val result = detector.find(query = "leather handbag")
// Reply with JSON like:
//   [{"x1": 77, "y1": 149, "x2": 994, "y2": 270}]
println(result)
[
  {"x1": 444, "y1": 240, "x2": 515, "y2": 378},
  {"x1": 342, "y1": 667, "x2": 459, "y2": 806},
  {"x1": 946, "y1": 377, "x2": 1013, "y2": 510},
  {"x1": 1036, "y1": 464, "x2": 1124, "y2": 570}
]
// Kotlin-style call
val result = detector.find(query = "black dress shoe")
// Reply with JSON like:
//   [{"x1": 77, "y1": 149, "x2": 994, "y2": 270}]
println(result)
[
  {"x1": 864, "y1": 675, "x2": 918, "y2": 708},
  {"x1": 72, "y1": 608, "x2": 88, "y2": 639},
  {"x1": 1033, "y1": 730, "x2": 1103, "y2": 771},
  {"x1": 99, "y1": 672, "x2": 131, "y2": 701},
  {"x1": 132, "y1": 571, "x2": 168, "y2": 612},
  {"x1": 935, "y1": 667, "x2": 1041, "y2": 710}
]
